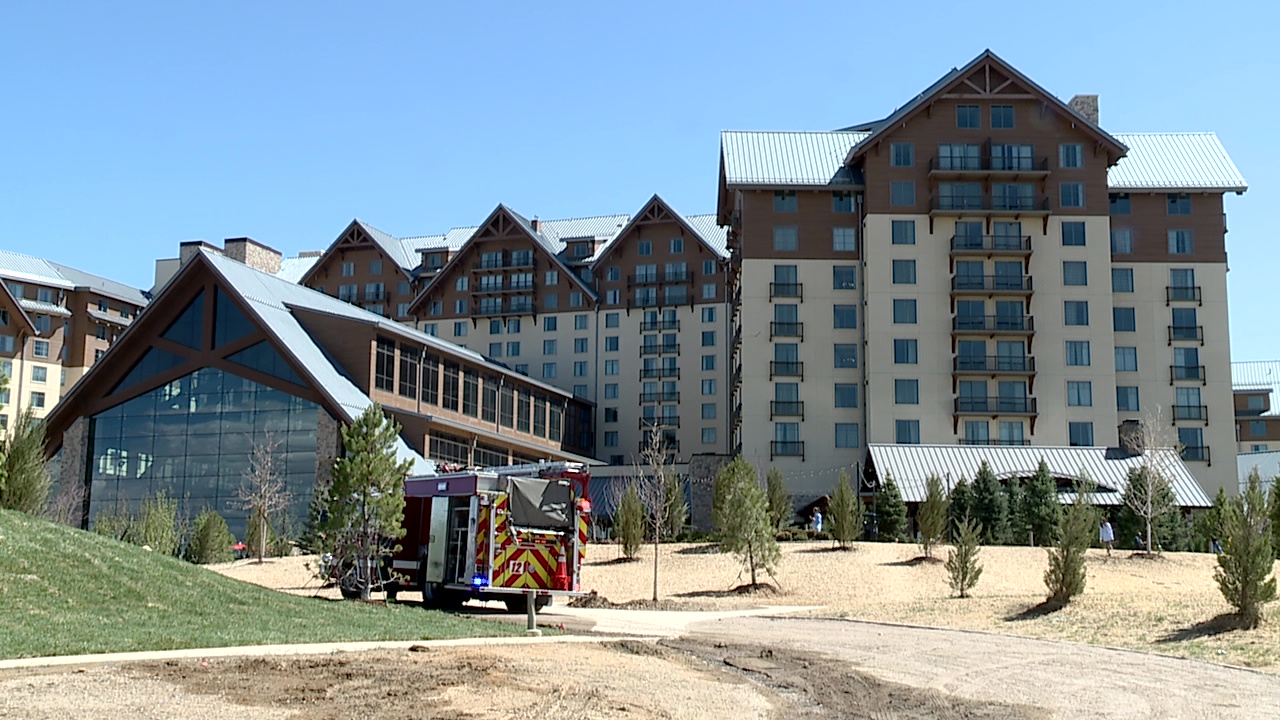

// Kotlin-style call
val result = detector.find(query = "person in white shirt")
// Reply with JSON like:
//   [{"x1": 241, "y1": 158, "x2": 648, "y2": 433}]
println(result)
[{"x1": 1100, "y1": 519, "x2": 1114, "y2": 556}]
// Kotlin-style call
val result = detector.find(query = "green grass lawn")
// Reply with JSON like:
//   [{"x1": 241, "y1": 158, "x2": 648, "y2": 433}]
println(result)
[{"x1": 0, "y1": 509, "x2": 522, "y2": 659}]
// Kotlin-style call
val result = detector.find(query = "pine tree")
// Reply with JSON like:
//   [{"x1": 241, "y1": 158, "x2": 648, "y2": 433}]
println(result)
[
  {"x1": 1193, "y1": 486, "x2": 1229, "y2": 553},
  {"x1": 186, "y1": 509, "x2": 235, "y2": 564},
  {"x1": 1216, "y1": 470, "x2": 1277, "y2": 628},
  {"x1": 946, "y1": 517, "x2": 984, "y2": 598},
  {"x1": 829, "y1": 470, "x2": 861, "y2": 549},
  {"x1": 320, "y1": 404, "x2": 413, "y2": 601},
  {"x1": 1044, "y1": 478, "x2": 1095, "y2": 604},
  {"x1": 717, "y1": 457, "x2": 780, "y2": 586},
  {"x1": 711, "y1": 459, "x2": 733, "y2": 538},
  {"x1": 615, "y1": 483, "x2": 644, "y2": 560},
  {"x1": 972, "y1": 461, "x2": 1010, "y2": 545},
  {"x1": 1268, "y1": 479, "x2": 1280, "y2": 560},
  {"x1": 661, "y1": 472, "x2": 687, "y2": 539},
  {"x1": 0, "y1": 410, "x2": 51, "y2": 515},
  {"x1": 876, "y1": 473, "x2": 908, "y2": 542},
  {"x1": 1006, "y1": 480, "x2": 1027, "y2": 546},
  {"x1": 766, "y1": 467, "x2": 792, "y2": 531},
  {"x1": 1023, "y1": 459, "x2": 1061, "y2": 547},
  {"x1": 948, "y1": 477, "x2": 973, "y2": 539},
  {"x1": 917, "y1": 474, "x2": 948, "y2": 559}
]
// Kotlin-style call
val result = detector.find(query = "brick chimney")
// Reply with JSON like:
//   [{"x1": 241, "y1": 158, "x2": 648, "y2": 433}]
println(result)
[
  {"x1": 223, "y1": 237, "x2": 283, "y2": 275},
  {"x1": 531, "y1": 216, "x2": 542, "y2": 233},
  {"x1": 1069, "y1": 94, "x2": 1099, "y2": 125}
]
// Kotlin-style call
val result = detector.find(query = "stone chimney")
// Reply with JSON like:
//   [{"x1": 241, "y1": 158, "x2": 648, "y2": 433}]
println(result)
[
  {"x1": 223, "y1": 237, "x2": 283, "y2": 275},
  {"x1": 1069, "y1": 94, "x2": 1099, "y2": 125},
  {"x1": 531, "y1": 216, "x2": 542, "y2": 233},
  {"x1": 1118, "y1": 419, "x2": 1144, "y2": 456},
  {"x1": 179, "y1": 240, "x2": 221, "y2": 266}
]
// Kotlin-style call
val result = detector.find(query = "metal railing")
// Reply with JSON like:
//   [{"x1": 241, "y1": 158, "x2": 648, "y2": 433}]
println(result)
[
  {"x1": 952, "y1": 315, "x2": 1035, "y2": 333},
  {"x1": 770, "y1": 321, "x2": 804, "y2": 340},
  {"x1": 1172, "y1": 404, "x2": 1208, "y2": 422},
  {"x1": 950, "y1": 235, "x2": 1032, "y2": 252},
  {"x1": 639, "y1": 392, "x2": 680, "y2": 403},
  {"x1": 930, "y1": 155, "x2": 1050, "y2": 173},
  {"x1": 954, "y1": 397, "x2": 1038, "y2": 414},
  {"x1": 1168, "y1": 325, "x2": 1204, "y2": 343},
  {"x1": 769, "y1": 361, "x2": 804, "y2": 380},
  {"x1": 958, "y1": 437, "x2": 1032, "y2": 446},
  {"x1": 1180, "y1": 446, "x2": 1210, "y2": 463},
  {"x1": 1166, "y1": 286, "x2": 1202, "y2": 303},
  {"x1": 951, "y1": 275, "x2": 1033, "y2": 292},
  {"x1": 770, "y1": 441, "x2": 805, "y2": 460},
  {"x1": 769, "y1": 282, "x2": 803, "y2": 300},
  {"x1": 953, "y1": 356, "x2": 1036, "y2": 373},
  {"x1": 931, "y1": 195, "x2": 1051, "y2": 213},
  {"x1": 639, "y1": 367, "x2": 679, "y2": 380},
  {"x1": 639, "y1": 344, "x2": 680, "y2": 356},
  {"x1": 639, "y1": 417, "x2": 680, "y2": 429},
  {"x1": 770, "y1": 401, "x2": 805, "y2": 419},
  {"x1": 1170, "y1": 364, "x2": 1206, "y2": 382},
  {"x1": 640, "y1": 319, "x2": 679, "y2": 332}
]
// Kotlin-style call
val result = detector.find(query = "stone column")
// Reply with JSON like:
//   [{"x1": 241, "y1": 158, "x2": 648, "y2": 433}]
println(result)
[{"x1": 57, "y1": 416, "x2": 90, "y2": 528}]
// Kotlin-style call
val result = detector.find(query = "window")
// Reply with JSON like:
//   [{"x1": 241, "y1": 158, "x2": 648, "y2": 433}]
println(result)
[
  {"x1": 665, "y1": 237, "x2": 682, "y2": 255},
  {"x1": 95, "y1": 325, "x2": 108, "y2": 340},
  {"x1": 695, "y1": 402, "x2": 715, "y2": 421},
  {"x1": 956, "y1": 104, "x2": 980, "y2": 129},
  {"x1": 895, "y1": 379, "x2": 919, "y2": 404},
  {"x1": 835, "y1": 423, "x2": 860, "y2": 449},
  {"x1": 452, "y1": 321, "x2": 467, "y2": 337},
  {"x1": 770, "y1": 226, "x2": 800, "y2": 251},
  {"x1": 1179, "y1": 427, "x2": 1206, "y2": 460},
  {"x1": 604, "y1": 431, "x2": 618, "y2": 447},
  {"x1": 702, "y1": 427, "x2": 717, "y2": 444},
  {"x1": 1117, "y1": 386, "x2": 1139, "y2": 412},
  {"x1": 30, "y1": 392, "x2": 44, "y2": 409},
  {"x1": 634, "y1": 239, "x2": 652, "y2": 257},
  {"x1": 833, "y1": 266, "x2": 857, "y2": 289},
  {"x1": 574, "y1": 338, "x2": 588, "y2": 354},
  {"x1": 1113, "y1": 307, "x2": 1136, "y2": 332},
  {"x1": 428, "y1": 300, "x2": 443, "y2": 316},
  {"x1": 702, "y1": 331, "x2": 716, "y2": 347},
  {"x1": 543, "y1": 339, "x2": 557, "y2": 355},
  {"x1": 702, "y1": 307, "x2": 716, "y2": 323},
  {"x1": 1062, "y1": 261, "x2": 1088, "y2": 286},
  {"x1": 1060, "y1": 183, "x2": 1084, "y2": 208},
  {"x1": 1168, "y1": 230, "x2": 1193, "y2": 255},
  {"x1": 1251, "y1": 420, "x2": 1268, "y2": 437},
  {"x1": 488, "y1": 342, "x2": 503, "y2": 358},
  {"x1": 1107, "y1": 268, "x2": 1134, "y2": 293},
  {"x1": 699, "y1": 354, "x2": 715, "y2": 371},
  {"x1": 33, "y1": 340, "x2": 49, "y2": 358},
  {"x1": 890, "y1": 181, "x2": 916, "y2": 206},
  {"x1": 894, "y1": 339, "x2": 918, "y2": 364},
  {"x1": 702, "y1": 283, "x2": 717, "y2": 300},
  {"x1": 541, "y1": 362, "x2": 557, "y2": 379},
  {"x1": 1064, "y1": 301, "x2": 1089, "y2": 326},
  {"x1": 1068, "y1": 422, "x2": 1094, "y2": 447},
  {"x1": 834, "y1": 383, "x2": 858, "y2": 408},
  {"x1": 574, "y1": 361, "x2": 588, "y2": 377},
  {"x1": 341, "y1": 261, "x2": 354, "y2": 277},
  {"x1": 832, "y1": 192, "x2": 854, "y2": 212},
  {"x1": 895, "y1": 419, "x2": 921, "y2": 444},
  {"x1": 833, "y1": 305, "x2": 857, "y2": 329},
  {"x1": 604, "y1": 360, "x2": 618, "y2": 376},
  {"x1": 506, "y1": 341, "x2": 520, "y2": 357},
  {"x1": 891, "y1": 220, "x2": 915, "y2": 245},
  {"x1": 454, "y1": 299, "x2": 467, "y2": 314},
  {"x1": 605, "y1": 336, "x2": 619, "y2": 352},
  {"x1": 893, "y1": 299, "x2": 917, "y2": 324},
  {"x1": 605, "y1": 312, "x2": 619, "y2": 328},
  {"x1": 702, "y1": 379, "x2": 716, "y2": 395},
  {"x1": 774, "y1": 191, "x2": 798, "y2": 212},
  {"x1": 1109, "y1": 193, "x2": 1131, "y2": 215},
  {"x1": 834, "y1": 344, "x2": 858, "y2": 369},
  {"x1": 1065, "y1": 341, "x2": 1091, "y2": 367},
  {"x1": 568, "y1": 291, "x2": 583, "y2": 308},
  {"x1": 1167, "y1": 193, "x2": 1191, "y2": 215},
  {"x1": 1067, "y1": 381, "x2": 1093, "y2": 407},
  {"x1": 892, "y1": 259, "x2": 917, "y2": 285},
  {"x1": 1062, "y1": 222, "x2": 1086, "y2": 246},
  {"x1": 31, "y1": 366, "x2": 46, "y2": 383},
  {"x1": 1110, "y1": 228, "x2": 1133, "y2": 255},
  {"x1": 1115, "y1": 347, "x2": 1138, "y2": 372},
  {"x1": 574, "y1": 314, "x2": 588, "y2": 330},
  {"x1": 1059, "y1": 144, "x2": 1083, "y2": 168},
  {"x1": 891, "y1": 142, "x2": 914, "y2": 167},
  {"x1": 604, "y1": 408, "x2": 621, "y2": 424},
  {"x1": 991, "y1": 105, "x2": 1014, "y2": 128},
  {"x1": 832, "y1": 227, "x2": 857, "y2": 252}
]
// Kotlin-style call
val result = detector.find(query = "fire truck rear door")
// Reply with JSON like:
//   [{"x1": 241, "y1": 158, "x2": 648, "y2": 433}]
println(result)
[{"x1": 423, "y1": 497, "x2": 449, "y2": 584}]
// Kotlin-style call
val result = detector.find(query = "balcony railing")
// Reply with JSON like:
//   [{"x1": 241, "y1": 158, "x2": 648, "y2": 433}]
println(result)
[
  {"x1": 931, "y1": 196, "x2": 1051, "y2": 214},
  {"x1": 770, "y1": 401, "x2": 805, "y2": 419},
  {"x1": 475, "y1": 280, "x2": 535, "y2": 294},
  {"x1": 639, "y1": 417, "x2": 680, "y2": 429},
  {"x1": 1181, "y1": 446, "x2": 1210, "y2": 463},
  {"x1": 929, "y1": 155, "x2": 1050, "y2": 174},
  {"x1": 769, "y1": 361, "x2": 804, "y2": 380},
  {"x1": 1170, "y1": 364, "x2": 1206, "y2": 383},
  {"x1": 954, "y1": 397, "x2": 1038, "y2": 415},
  {"x1": 473, "y1": 257, "x2": 534, "y2": 270},
  {"x1": 639, "y1": 367, "x2": 679, "y2": 380},
  {"x1": 953, "y1": 356, "x2": 1036, "y2": 374},
  {"x1": 1166, "y1": 286, "x2": 1203, "y2": 304},
  {"x1": 476, "y1": 301, "x2": 536, "y2": 317},
  {"x1": 950, "y1": 235, "x2": 1032, "y2": 253},
  {"x1": 1172, "y1": 404, "x2": 1208, "y2": 422},
  {"x1": 639, "y1": 438, "x2": 680, "y2": 453},
  {"x1": 952, "y1": 315, "x2": 1035, "y2": 333},
  {"x1": 639, "y1": 391, "x2": 680, "y2": 403},
  {"x1": 770, "y1": 441, "x2": 805, "y2": 460},
  {"x1": 1168, "y1": 325, "x2": 1204, "y2": 343},
  {"x1": 769, "y1": 282, "x2": 803, "y2": 301},
  {"x1": 958, "y1": 437, "x2": 1032, "y2": 446},
  {"x1": 640, "y1": 318, "x2": 679, "y2": 332},
  {"x1": 361, "y1": 290, "x2": 389, "y2": 302},
  {"x1": 951, "y1": 275, "x2": 1033, "y2": 293},
  {"x1": 770, "y1": 321, "x2": 804, "y2": 340},
  {"x1": 640, "y1": 344, "x2": 680, "y2": 356},
  {"x1": 627, "y1": 273, "x2": 660, "y2": 286}
]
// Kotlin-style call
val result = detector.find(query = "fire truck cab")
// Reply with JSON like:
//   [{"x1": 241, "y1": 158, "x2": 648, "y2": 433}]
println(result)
[{"x1": 393, "y1": 462, "x2": 590, "y2": 612}]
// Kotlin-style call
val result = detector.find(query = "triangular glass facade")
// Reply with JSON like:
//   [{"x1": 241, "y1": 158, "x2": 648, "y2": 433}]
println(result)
[
  {"x1": 161, "y1": 290, "x2": 205, "y2": 350},
  {"x1": 227, "y1": 340, "x2": 305, "y2": 386},
  {"x1": 213, "y1": 287, "x2": 255, "y2": 348},
  {"x1": 111, "y1": 347, "x2": 188, "y2": 394}
]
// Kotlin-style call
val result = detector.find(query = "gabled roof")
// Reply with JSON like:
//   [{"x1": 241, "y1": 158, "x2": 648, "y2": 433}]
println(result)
[
  {"x1": 845, "y1": 49, "x2": 1128, "y2": 163},
  {"x1": 683, "y1": 214, "x2": 729, "y2": 258},
  {"x1": 0, "y1": 249, "x2": 149, "y2": 307},
  {"x1": 0, "y1": 281, "x2": 36, "y2": 335},
  {"x1": 867, "y1": 443, "x2": 1210, "y2": 508},
  {"x1": 1109, "y1": 133, "x2": 1248, "y2": 192},
  {"x1": 591, "y1": 195, "x2": 728, "y2": 268},
  {"x1": 275, "y1": 255, "x2": 322, "y2": 284},
  {"x1": 354, "y1": 220, "x2": 419, "y2": 271},
  {"x1": 721, "y1": 131, "x2": 868, "y2": 186},
  {"x1": 48, "y1": 261, "x2": 150, "y2": 306}
]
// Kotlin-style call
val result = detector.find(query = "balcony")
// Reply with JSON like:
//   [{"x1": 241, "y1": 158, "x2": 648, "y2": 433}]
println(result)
[
  {"x1": 640, "y1": 344, "x2": 680, "y2": 356},
  {"x1": 769, "y1": 361, "x2": 804, "y2": 380},
  {"x1": 770, "y1": 401, "x2": 805, "y2": 420},
  {"x1": 954, "y1": 396, "x2": 1038, "y2": 416},
  {"x1": 1180, "y1": 445, "x2": 1210, "y2": 463},
  {"x1": 951, "y1": 275, "x2": 1033, "y2": 296},
  {"x1": 952, "y1": 315, "x2": 1035, "y2": 335},
  {"x1": 953, "y1": 355, "x2": 1036, "y2": 375},
  {"x1": 1168, "y1": 325, "x2": 1204, "y2": 344},
  {"x1": 930, "y1": 195, "x2": 1051, "y2": 217},
  {"x1": 1173, "y1": 404, "x2": 1209, "y2": 423},
  {"x1": 639, "y1": 367, "x2": 679, "y2": 380},
  {"x1": 770, "y1": 321, "x2": 804, "y2": 340},
  {"x1": 769, "y1": 282, "x2": 803, "y2": 301},
  {"x1": 1166, "y1": 286, "x2": 1203, "y2": 305},
  {"x1": 640, "y1": 318, "x2": 679, "y2": 332},
  {"x1": 731, "y1": 365, "x2": 742, "y2": 388},
  {"x1": 958, "y1": 437, "x2": 1032, "y2": 446},
  {"x1": 950, "y1": 234, "x2": 1032, "y2": 256},
  {"x1": 639, "y1": 391, "x2": 680, "y2": 403},
  {"x1": 361, "y1": 290, "x2": 389, "y2": 303},
  {"x1": 770, "y1": 441, "x2": 805, "y2": 460},
  {"x1": 929, "y1": 155, "x2": 1050, "y2": 179},
  {"x1": 1170, "y1": 365, "x2": 1206, "y2": 383},
  {"x1": 639, "y1": 417, "x2": 680, "y2": 429},
  {"x1": 476, "y1": 301, "x2": 536, "y2": 317},
  {"x1": 627, "y1": 273, "x2": 659, "y2": 286},
  {"x1": 474, "y1": 280, "x2": 536, "y2": 295},
  {"x1": 472, "y1": 257, "x2": 534, "y2": 271}
]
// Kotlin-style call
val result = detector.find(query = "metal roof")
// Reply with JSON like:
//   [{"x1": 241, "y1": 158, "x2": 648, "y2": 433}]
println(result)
[
  {"x1": 85, "y1": 307, "x2": 131, "y2": 327},
  {"x1": 539, "y1": 214, "x2": 630, "y2": 244},
  {"x1": 721, "y1": 130, "x2": 868, "y2": 186},
  {"x1": 1236, "y1": 451, "x2": 1280, "y2": 492},
  {"x1": 1109, "y1": 133, "x2": 1247, "y2": 192},
  {"x1": 354, "y1": 220, "x2": 418, "y2": 272},
  {"x1": 275, "y1": 255, "x2": 321, "y2": 284},
  {"x1": 867, "y1": 443, "x2": 1210, "y2": 508},
  {"x1": 1232, "y1": 360, "x2": 1280, "y2": 417},
  {"x1": 0, "y1": 250, "x2": 75, "y2": 290},
  {"x1": 18, "y1": 298, "x2": 72, "y2": 317},
  {"x1": 684, "y1": 214, "x2": 729, "y2": 258},
  {"x1": 48, "y1": 261, "x2": 150, "y2": 306}
]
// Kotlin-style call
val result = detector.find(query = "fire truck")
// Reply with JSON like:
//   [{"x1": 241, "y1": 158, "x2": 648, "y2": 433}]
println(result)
[{"x1": 389, "y1": 461, "x2": 591, "y2": 612}]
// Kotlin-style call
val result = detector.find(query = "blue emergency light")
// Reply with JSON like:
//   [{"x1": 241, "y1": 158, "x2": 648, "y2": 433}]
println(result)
[{"x1": 471, "y1": 575, "x2": 489, "y2": 588}]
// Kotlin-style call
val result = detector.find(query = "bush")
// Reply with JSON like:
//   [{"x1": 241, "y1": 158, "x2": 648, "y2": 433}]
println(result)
[
  {"x1": 186, "y1": 510, "x2": 235, "y2": 564},
  {"x1": 1216, "y1": 470, "x2": 1277, "y2": 628},
  {"x1": 1023, "y1": 460, "x2": 1061, "y2": 547},
  {"x1": 616, "y1": 483, "x2": 645, "y2": 560},
  {"x1": 812, "y1": 531, "x2": 831, "y2": 542},
  {"x1": 829, "y1": 471, "x2": 861, "y2": 549},
  {"x1": 0, "y1": 410, "x2": 51, "y2": 515},
  {"x1": 92, "y1": 501, "x2": 132, "y2": 542},
  {"x1": 1044, "y1": 480, "x2": 1095, "y2": 604},
  {"x1": 946, "y1": 517, "x2": 984, "y2": 598},
  {"x1": 774, "y1": 530, "x2": 794, "y2": 542},
  {"x1": 972, "y1": 461, "x2": 1010, "y2": 545},
  {"x1": 127, "y1": 491, "x2": 180, "y2": 557}
]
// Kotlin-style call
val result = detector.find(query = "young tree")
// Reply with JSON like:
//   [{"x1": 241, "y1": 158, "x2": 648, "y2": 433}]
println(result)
[
  {"x1": 717, "y1": 457, "x2": 780, "y2": 587},
  {"x1": 1269, "y1": 479, "x2": 1280, "y2": 560},
  {"x1": 320, "y1": 404, "x2": 413, "y2": 601},
  {"x1": 238, "y1": 434, "x2": 290, "y2": 564},
  {"x1": 614, "y1": 483, "x2": 644, "y2": 560},
  {"x1": 1006, "y1": 480, "x2": 1027, "y2": 546},
  {"x1": 1193, "y1": 486, "x2": 1229, "y2": 553},
  {"x1": 187, "y1": 509, "x2": 235, "y2": 564},
  {"x1": 711, "y1": 459, "x2": 732, "y2": 538},
  {"x1": 917, "y1": 474, "x2": 949, "y2": 559},
  {"x1": 972, "y1": 461, "x2": 1010, "y2": 545},
  {"x1": 766, "y1": 467, "x2": 792, "y2": 531},
  {"x1": 946, "y1": 517, "x2": 984, "y2": 598},
  {"x1": 1124, "y1": 408, "x2": 1181, "y2": 555},
  {"x1": 828, "y1": 470, "x2": 861, "y2": 549},
  {"x1": 0, "y1": 410, "x2": 51, "y2": 515},
  {"x1": 1215, "y1": 470, "x2": 1277, "y2": 628},
  {"x1": 635, "y1": 429, "x2": 683, "y2": 601},
  {"x1": 1044, "y1": 478, "x2": 1096, "y2": 604},
  {"x1": 948, "y1": 477, "x2": 973, "y2": 536},
  {"x1": 876, "y1": 473, "x2": 908, "y2": 542},
  {"x1": 1023, "y1": 459, "x2": 1061, "y2": 547}
]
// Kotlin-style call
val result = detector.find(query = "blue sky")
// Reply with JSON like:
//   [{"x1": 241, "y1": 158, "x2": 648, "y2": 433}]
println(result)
[{"x1": 2, "y1": 1, "x2": 1273, "y2": 358}]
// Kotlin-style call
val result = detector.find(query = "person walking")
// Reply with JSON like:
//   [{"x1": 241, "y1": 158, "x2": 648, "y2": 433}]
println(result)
[{"x1": 1100, "y1": 519, "x2": 1115, "y2": 557}]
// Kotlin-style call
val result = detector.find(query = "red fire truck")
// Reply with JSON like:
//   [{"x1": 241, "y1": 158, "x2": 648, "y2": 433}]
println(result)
[{"x1": 390, "y1": 461, "x2": 591, "y2": 612}]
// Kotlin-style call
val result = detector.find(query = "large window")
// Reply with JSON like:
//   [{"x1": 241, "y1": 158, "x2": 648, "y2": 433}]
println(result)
[
  {"x1": 773, "y1": 226, "x2": 799, "y2": 251},
  {"x1": 894, "y1": 339, "x2": 918, "y2": 364},
  {"x1": 892, "y1": 260, "x2": 917, "y2": 284},
  {"x1": 833, "y1": 305, "x2": 858, "y2": 329},
  {"x1": 374, "y1": 338, "x2": 395, "y2": 391},
  {"x1": 893, "y1": 299, "x2": 917, "y2": 324},
  {"x1": 890, "y1": 181, "x2": 915, "y2": 207},
  {"x1": 442, "y1": 361, "x2": 460, "y2": 411},
  {"x1": 891, "y1": 220, "x2": 915, "y2": 245}
]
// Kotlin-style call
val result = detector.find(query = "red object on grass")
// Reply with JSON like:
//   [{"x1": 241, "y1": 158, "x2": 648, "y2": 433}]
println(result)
[{"x1": 233, "y1": 542, "x2": 247, "y2": 551}]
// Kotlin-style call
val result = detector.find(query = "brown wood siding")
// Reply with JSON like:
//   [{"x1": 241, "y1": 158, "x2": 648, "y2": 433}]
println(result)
[
  {"x1": 738, "y1": 189, "x2": 863, "y2": 260},
  {"x1": 1235, "y1": 390, "x2": 1271, "y2": 416},
  {"x1": 1109, "y1": 192, "x2": 1227, "y2": 264},
  {"x1": 595, "y1": 216, "x2": 725, "y2": 308},
  {"x1": 1237, "y1": 416, "x2": 1280, "y2": 442},
  {"x1": 302, "y1": 246, "x2": 418, "y2": 319}
]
